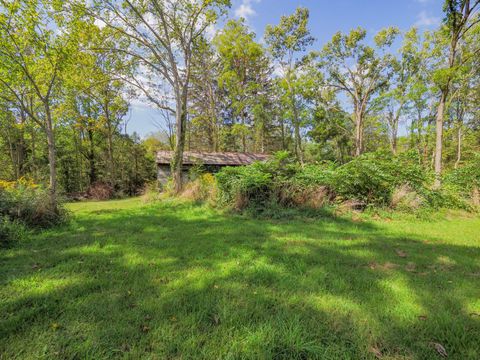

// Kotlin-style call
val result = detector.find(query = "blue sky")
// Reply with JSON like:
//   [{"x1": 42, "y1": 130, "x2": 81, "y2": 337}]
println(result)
[{"x1": 128, "y1": 0, "x2": 444, "y2": 137}]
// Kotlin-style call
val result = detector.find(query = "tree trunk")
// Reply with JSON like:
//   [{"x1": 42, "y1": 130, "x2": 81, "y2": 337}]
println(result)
[
  {"x1": 31, "y1": 126, "x2": 38, "y2": 180},
  {"x1": 390, "y1": 131, "x2": 398, "y2": 156},
  {"x1": 434, "y1": 91, "x2": 447, "y2": 188},
  {"x1": 87, "y1": 128, "x2": 96, "y2": 185},
  {"x1": 172, "y1": 91, "x2": 187, "y2": 194},
  {"x1": 455, "y1": 124, "x2": 462, "y2": 169},
  {"x1": 390, "y1": 108, "x2": 402, "y2": 156},
  {"x1": 44, "y1": 103, "x2": 57, "y2": 208},
  {"x1": 354, "y1": 109, "x2": 363, "y2": 157},
  {"x1": 241, "y1": 111, "x2": 247, "y2": 153},
  {"x1": 290, "y1": 89, "x2": 303, "y2": 164},
  {"x1": 105, "y1": 103, "x2": 116, "y2": 188}
]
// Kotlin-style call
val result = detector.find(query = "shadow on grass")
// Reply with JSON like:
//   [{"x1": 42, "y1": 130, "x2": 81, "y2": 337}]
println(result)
[{"x1": 1, "y1": 201, "x2": 479, "y2": 359}]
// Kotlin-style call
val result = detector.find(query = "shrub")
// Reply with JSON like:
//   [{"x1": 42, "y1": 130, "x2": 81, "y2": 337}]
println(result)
[
  {"x1": 216, "y1": 162, "x2": 274, "y2": 210},
  {"x1": 0, "y1": 179, "x2": 68, "y2": 229},
  {"x1": 87, "y1": 182, "x2": 114, "y2": 200},
  {"x1": 331, "y1": 156, "x2": 394, "y2": 206},
  {"x1": 181, "y1": 173, "x2": 216, "y2": 203},
  {"x1": 330, "y1": 151, "x2": 429, "y2": 207},
  {"x1": 214, "y1": 150, "x2": 475, "y2": 215},
  {"x1": 0, "y1": 216, "x2": 26, "y2": 247},
  {"x1": 444, "y1": 153, "x2": 480, "y2": 207},
  {"x1": 420, "y1": 187, "x2": 471, "y2": 211},
  {"x1": 141, "y1": 181, "x2": 163, "y2": 203}
]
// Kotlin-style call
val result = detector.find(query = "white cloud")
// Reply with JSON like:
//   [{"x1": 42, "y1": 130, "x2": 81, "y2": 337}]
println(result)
[
  {"x1": 94, "y1": 18, "x2": 106, "y2": 29},
  {"x1": 414, "y1": 10, "x2": 440, "y2": 27},
  {"x1": 234, "y1": 0, "x2": 260, "y2": 20},
  {"x1": 205, "y1": 24, "x2": 218, "y2": 40}
]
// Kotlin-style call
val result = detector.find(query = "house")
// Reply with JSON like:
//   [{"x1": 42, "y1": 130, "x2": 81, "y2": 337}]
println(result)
[{"x1": 156, "y1": 151, "x2": 270, "y2": 184}]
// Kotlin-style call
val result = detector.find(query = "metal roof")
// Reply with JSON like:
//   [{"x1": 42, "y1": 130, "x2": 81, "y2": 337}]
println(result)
[{"x1": 156, "y1": 151, "x2": 270, "y2": 166}]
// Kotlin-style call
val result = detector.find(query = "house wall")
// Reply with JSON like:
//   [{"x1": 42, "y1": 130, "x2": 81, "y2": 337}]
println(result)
[
  {"x1": 157, "y1": 165, "x2": 171, "y2": 185},
  {"x1": 157, "y1": 164, "x2": 236, "y2": 186},
  {"x1": 157, "y1": 164, "x2": 189, "y2": 185}
]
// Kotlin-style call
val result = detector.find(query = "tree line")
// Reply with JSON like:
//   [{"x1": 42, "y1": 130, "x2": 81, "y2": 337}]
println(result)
[{"x1": 0, "y1": 0, "x2": 479, "y2": 203}]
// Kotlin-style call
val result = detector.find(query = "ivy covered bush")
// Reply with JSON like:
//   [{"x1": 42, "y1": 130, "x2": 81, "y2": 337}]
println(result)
[
  {"x1": 444, "y1": 153, "x2": 480, "y2": 207},
  {"x1": 215, "y1": 151, "x2": 472, "y2": 214},
  {"x1": 331, "y1": 151, "x2": 428, "y2": 206}
]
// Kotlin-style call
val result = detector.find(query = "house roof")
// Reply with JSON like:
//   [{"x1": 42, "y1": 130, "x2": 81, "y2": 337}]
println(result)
[{"x1": 156, "y1": 151, "x2": 270, "y2": 166}]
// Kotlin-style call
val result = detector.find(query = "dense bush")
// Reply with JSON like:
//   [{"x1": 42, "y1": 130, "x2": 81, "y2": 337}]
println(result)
[
  {"x1": 216, "y1": 152, "x2": 332, "y2": 211},
  {"x1": 0, "y1": 179, "x2": 68, "y2": 231},
  {"x1": 214, "y1": 151, "x2": 474, "y2": 214},
  {"x1": 331, "y1": 151, "x2": 428, "y2": 206},
  {"x1": 0, "y1": 216, "x2": 26, "y2": 247},
  {"x1": 444, "y1": 153, "x2": 480, "y2": 207},
  {"x1": 216, "y1": 161, "x2": 274, "y2": 210}
]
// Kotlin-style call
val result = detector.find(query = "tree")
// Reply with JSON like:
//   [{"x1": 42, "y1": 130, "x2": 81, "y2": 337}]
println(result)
[
  {"x1": 265, "y1": 7, "x2": 315, "y2": 163},
  {"x1": 309, "y1": 90, "x2": 353, "y2": 163},
  {"x1": 189, "y1": 38, "x2": 222, "y2": 152},
  {"x1": 215, "y1": 19, "x2": 268, "y2": 152},
  {"x1": 0, "y1": 0, "x2": 80, "y2": 205},
  {"x1": 89, "y1": 0, "x2": 230, "y2": 192},
  {"x1": 432, "y1": 0, "x2": 480, "y2": 187},
  {"x1": 378, "y1": 28, "x2": 422, "y2": 155},
  {"x1": 318, "y1": 27, "x2": 399, "y2": 156}
]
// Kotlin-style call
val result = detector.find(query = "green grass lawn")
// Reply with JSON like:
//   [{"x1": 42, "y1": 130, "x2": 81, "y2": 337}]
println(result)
[{"x1": 1, "y1": 198, "x2": 479, "y2": 359}]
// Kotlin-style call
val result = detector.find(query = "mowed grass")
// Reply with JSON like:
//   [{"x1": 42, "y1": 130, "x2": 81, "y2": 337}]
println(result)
[{"x1": 1, "y1": 198, "x2": 479, "y2": 359}]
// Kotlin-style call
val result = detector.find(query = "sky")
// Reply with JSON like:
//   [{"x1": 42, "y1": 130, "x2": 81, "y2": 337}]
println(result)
[{"x1": 128, "y1": 0, "x2": 444, "y2": 137}]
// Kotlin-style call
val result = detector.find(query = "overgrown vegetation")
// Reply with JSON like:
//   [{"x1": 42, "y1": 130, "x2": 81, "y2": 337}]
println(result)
[
  {"x1": 213, "y1": 151, "x2": 478, "y2": 215},
  {"x1": 0, "y1": 179, "x2": 67, "y2": 246}
]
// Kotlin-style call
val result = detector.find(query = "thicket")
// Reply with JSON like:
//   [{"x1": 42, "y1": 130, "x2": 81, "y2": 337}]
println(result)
[
  {"x1": 213, "y1": 151, "x2": 479, "y2": 215},
  {"x1": 0, "y1": 179, "x2": 68, "y2": 246}
]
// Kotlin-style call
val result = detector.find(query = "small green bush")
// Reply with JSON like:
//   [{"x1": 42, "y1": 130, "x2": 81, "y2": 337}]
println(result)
[
  {"x1": 216, "y1": 162, "x2": 274, "y2": 210},
  {"x1": 0, "y1": 180, "x2": 68, "y2": 229},
  {"x1": 444, "y1": 153, "x2": 480, "y2": 206},
  {"x1": 331, "y1": 156, "x2": 394, "y2": 205},
  {"x1": 0, "y1": 216, "x2": 26, "y2": 247}
]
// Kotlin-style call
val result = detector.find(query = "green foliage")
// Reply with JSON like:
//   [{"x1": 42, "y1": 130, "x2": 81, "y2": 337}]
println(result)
[
  {"x1": 444, "y1": 153, "x2": 480, "y2": 198},
  {"x1": 331, "y1": 155, "x2": 396, "y2": 205},
  {"x1": 0, "y1": 181, "x2": 68, "y2": 229},
  {"x1": 330, "y1": 151, "x2": 429, "y2": 206},
  {"x1": 215, "y1": 150, "x2": 477, "y2": 214},
  {"x1": 0, "y1": 216, "x2": 26, "y2": 247},
  {"x1": 264, "y1": 7, "x2": 315, "y2": 59},
  {"x1": 216, "y1": 161, "x2": 274, "y2": 209}
]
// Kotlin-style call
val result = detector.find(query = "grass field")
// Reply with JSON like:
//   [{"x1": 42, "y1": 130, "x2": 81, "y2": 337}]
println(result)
[{"x1": 1, "y1": 198, "x2": 479, "y2": 359}]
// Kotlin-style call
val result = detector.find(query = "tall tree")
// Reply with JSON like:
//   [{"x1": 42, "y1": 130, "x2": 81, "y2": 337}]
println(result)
[
  {"x1": 318, "y1": 27, "x2": 399, "y2": 156},
  {"x1": 215, "y1": 19, "x2": 268, "y2": 152},
  {"x1": 0, "y1": 0, "x2": 79, "y2": 205},
  {"x1": 433, "y1": 0, "x2": 480, "y2": 187},
  {"x1": 265, "y1": 7, "x2": 315, "y2": 163},
  {"x1": 89, "y1": 0, "x2": 230, "y2": 192},
  {"x1": 378, "y1": 28, "x2": 422, "y2": 155},
  {"x1": 189, "y1": 38, "x2": 222, "y2": 152}
]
